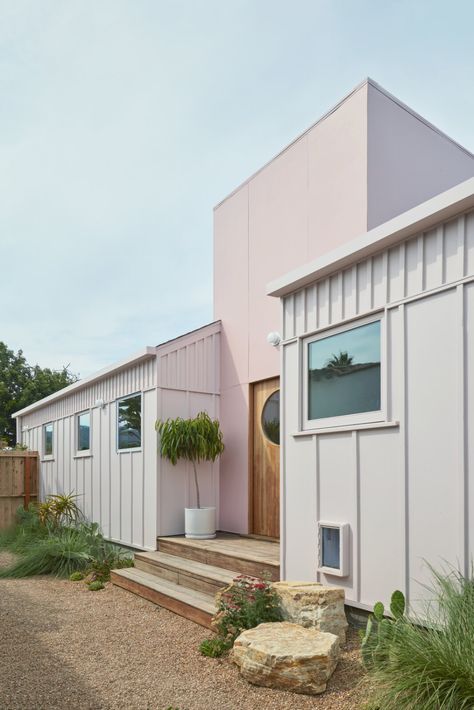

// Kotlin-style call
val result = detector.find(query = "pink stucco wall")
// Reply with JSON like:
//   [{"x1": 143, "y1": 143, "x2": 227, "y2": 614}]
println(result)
[{"x1": 215, "y1": 78, "x2": 474, "y2": 535}]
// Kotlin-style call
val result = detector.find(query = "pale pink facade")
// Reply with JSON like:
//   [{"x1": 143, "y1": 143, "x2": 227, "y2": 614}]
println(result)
[{"x1": 215, "y1": 78, "x2": 474, "y2": 534}]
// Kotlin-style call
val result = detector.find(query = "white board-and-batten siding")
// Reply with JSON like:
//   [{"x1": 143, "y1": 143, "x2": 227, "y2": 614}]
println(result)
[
  {"x1": 18, "y1": 322, "x2": 221, "y2": 550},
  {"x1": 280, "y1": 208, "x2": 474, "y2": 612}
]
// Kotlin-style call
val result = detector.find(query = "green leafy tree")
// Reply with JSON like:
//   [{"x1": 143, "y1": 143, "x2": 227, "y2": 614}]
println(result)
[
  {"x1": 0, "y1": 342, "x2": 78, "y2": 446},
  {"x1": 156, "y1": 412, "x2": 224, "y2": 509}
]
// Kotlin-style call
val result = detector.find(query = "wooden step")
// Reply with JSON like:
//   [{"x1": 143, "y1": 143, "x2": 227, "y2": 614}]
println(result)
[
  {"x1": 157, "y1": 534, "x2": 280, "y2": 581},
  {"x1": 134, "y1": 551, "x2": 236, "y2": 595},
  {"x1": 111, "y1": 567, "x2": 215, "y2": 629}
]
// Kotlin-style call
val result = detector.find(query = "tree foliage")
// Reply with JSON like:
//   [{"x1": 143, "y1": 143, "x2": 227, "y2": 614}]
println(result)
[
  {"x1": 156, "y1": 411, "x2": 224, "y2": 509},
  {"x1": 0, "y1": 342, "x2": 78, "y2": 446}
]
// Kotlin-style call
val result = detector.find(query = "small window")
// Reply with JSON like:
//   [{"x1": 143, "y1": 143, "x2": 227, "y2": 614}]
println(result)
[
  {"x1": 77, "y1": 411, "x2": 91, "y2": 452},
  {"x1": 307, "y1": 319, "x2": 381, "y2": 423},
  {"x1": 43, "y1": 423, "x2": 53, "y2": 457},
  {"x1": 318, "y1": 522, "x2": 350, "y2": 577},
  {"x1": 117, "y1": 393, "x2": 142, "y2": 450},
  {"x1": 261, "y1": 390, "x2": 280, "y2": 445}
]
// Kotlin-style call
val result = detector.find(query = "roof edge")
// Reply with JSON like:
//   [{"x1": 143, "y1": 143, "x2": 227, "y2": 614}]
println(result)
[
  {"x1": 267, "y1": 177, "x2": 474, "y2": 297},
  {"x1": 13, "y1": 346, "x2": 157, "y2": 419},
  {"x1": 213, "y1": 78, "x2": 370, "y2": 210},
  {"x1": 214, "y1": 77, "x2": 473, "y2": 211}
]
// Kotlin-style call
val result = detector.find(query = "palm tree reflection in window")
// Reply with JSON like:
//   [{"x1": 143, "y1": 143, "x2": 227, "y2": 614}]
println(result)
[{"x1": 118, "y1": 394, "x2": 142, "y2": 449}]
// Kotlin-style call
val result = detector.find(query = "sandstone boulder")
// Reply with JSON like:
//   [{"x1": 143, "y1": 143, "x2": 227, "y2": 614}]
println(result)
[
  {"x1": 232, "y1": 621, "x2": 340, "y2": 695},
  {"x1": 273, "y1": 581, "x2": 348, "y2": 643}
]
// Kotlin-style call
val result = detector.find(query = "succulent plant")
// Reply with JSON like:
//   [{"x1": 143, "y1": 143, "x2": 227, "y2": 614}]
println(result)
[{"x1": 360, "y1": 590, "x2": 407, "y2": 668}]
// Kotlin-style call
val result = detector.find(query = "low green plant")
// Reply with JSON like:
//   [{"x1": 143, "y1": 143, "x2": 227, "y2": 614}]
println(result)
[
  {"x1": 198, "y1": 637, "x2": 229, "y2": 658},
  {"x1": 199, "y1": 574, "x2": 282, "y2": 657},
  {"x1": 69, "y1": 571, "x2": 85, "y2": 581},
  {"x1": 360, "y1": 589, "x2": 406, "y2": 668},
  {"x1": 88, "y1": 580, "x2": 105, "y2": 591},
  {"x1": 0, "y1": 527, "x2": 94, "y2": 578},
  {"x1": 363, "y1": 566, "x2": 474, "y2": 709}
]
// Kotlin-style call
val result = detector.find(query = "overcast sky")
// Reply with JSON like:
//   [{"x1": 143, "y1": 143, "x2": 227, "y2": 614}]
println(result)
[{"x1": 2, "y1": 0, "x2": 474, "y2": 377}]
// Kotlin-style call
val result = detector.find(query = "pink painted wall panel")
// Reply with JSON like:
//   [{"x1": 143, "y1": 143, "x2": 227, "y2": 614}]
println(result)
[
  {"x1": 214, "y1": 185, "x2": 249, "y2": 391},
  {"x1": 218, "y1": 383, "x2": 250, "y2": 533},
  {"x1": 307, "y1": 82, "x2": 368, "y2": 260},
  {"x1": 248, "y1": 136, "x2": 309, "y2": 382},
  {"x1": 367, "y1": 84, "x2": 474, "y2": 230}
]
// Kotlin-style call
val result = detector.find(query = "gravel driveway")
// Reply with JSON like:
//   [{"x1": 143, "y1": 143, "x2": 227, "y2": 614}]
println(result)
[{"x1": 0, "y1": 553, "x2": 364, "y2": 710}]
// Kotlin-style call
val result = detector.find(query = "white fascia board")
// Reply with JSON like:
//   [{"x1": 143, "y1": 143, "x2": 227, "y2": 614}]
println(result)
[
  {"x1": 267, "y1": 177, "x2": 474, "y2": 298},
  {"x1": 12, "y1": 346, "x2": 157, "y2": 418}
]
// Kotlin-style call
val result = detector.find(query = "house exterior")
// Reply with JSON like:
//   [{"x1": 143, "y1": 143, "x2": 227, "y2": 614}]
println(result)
[
  {"x1": 268, "y1": 177, "x2": 474, "y2": 610},
  {"x1": 14, "y1": 322, "x2": 220, "y2": 549},
  {"x1": 12, "y1": 78, "x2": 474, "y2": 608}
]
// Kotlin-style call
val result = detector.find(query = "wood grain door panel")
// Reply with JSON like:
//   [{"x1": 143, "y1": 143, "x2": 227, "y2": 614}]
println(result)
[{"x1": 252, "y1": 378, "x2": 280, "y2": 539}]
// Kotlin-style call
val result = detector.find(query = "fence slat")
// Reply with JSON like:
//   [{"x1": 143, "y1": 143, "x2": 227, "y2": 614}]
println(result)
[{"x1": 0, "y1": 453, "x2": 39, "y2": 529}]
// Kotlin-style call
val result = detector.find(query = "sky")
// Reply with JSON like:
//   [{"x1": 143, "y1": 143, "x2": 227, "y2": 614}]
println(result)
[{"x1": 2, "y1": 0, "x2": 474, "y2": 378}]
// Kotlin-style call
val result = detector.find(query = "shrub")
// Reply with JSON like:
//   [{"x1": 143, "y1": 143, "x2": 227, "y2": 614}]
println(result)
[
  {"x1": 199, "y1": 574, "x2": 282, "y2": 657},
  {"x1": 38, "y1": 493, "x2": 82, "y2": 528},
  {"x1": 0, "y1": 527, "x2": 94, "y2": 578},
  {"x1": 363, "y1": 566, "x2": 474, "y2": 709},
  {"x1": 69, "y1": 571, "x2": 85, "y2": 581},
  {"x1": 199, "y1": 638, "x2": 229, "y2": 658},
  {"x1": 88, "y1": 580, "x2": 105, "y2": 591}
]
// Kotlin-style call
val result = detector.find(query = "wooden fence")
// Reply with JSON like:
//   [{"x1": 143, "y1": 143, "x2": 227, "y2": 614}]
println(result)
[{"x1": 0, "y1": 452, "x2": 39, "y2": 530}]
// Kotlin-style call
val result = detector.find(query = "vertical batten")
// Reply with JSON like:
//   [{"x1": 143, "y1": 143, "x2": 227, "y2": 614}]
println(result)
[
  {"x1": 305, "y1": 285, "x2": 317, "y2": 333},
  {"x1": 317, "y1": 279, "x2": 329, "y2": 328},
  {"x1": 284, "y1": 294, "x2": 295, "y2": 339},
  {"x1": 329, "y1": 273, "x2": 343, "y2": 324},
  {"x1": 294, "y1": 290, "x2": 305, "y2": 336}
]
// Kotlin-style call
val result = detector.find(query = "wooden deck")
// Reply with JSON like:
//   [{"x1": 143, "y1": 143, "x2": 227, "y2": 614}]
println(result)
[
  {"x1": 157, "y1": 533, "x2": 280, "y2": 580},
  {"x1": 111, "y1": 533, "x2": 280, "y2": 628}
]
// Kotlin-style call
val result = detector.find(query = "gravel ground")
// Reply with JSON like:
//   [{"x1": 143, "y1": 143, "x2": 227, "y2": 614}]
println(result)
[{"x1": 0, "y1": 555, "x2": 365, "y2": 710}]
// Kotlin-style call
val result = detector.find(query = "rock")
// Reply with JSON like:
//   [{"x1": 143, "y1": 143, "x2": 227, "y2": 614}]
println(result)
[
  {"x1": 273, "y1": 581, "x2": 348, "y2": 643},
  {"x1": 232, "y1": 622, "x2": 340, "y2": 695}
]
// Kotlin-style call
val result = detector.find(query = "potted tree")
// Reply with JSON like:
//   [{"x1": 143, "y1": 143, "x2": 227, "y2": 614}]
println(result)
[{"x1": 155, "y1": 411, "x2": 224, "y2": 539}]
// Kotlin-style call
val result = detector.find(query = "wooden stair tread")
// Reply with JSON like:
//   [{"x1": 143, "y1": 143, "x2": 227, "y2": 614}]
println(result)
[
  {"x1": 158, "y1": 535, "x2": 280, "y2": 568},
  {"x1": 112, "y1": 567, "x2": 216, "y2": 615},
  {"x1": 134, "y1": 551, "x2": 237, "y2": 584}
]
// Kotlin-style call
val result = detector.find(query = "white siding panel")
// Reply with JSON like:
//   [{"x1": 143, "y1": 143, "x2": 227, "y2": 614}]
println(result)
[
  {"x1": 423, "y1": 227, "x2": 443, "y2": 291},
  {"x1": 444, "y1": 217, "x2": 464, "y2": 284},
  {"x1": 143, "y1": 389, "x2": 158, "y2": 548},
  {"x1": 406, "y1": 289, "x2": 462, "y2": 603},
  {"x1": 466, "y1": 212, "x2": 474, "y2": 276},
  {"x1": 359, "y1": 429, "x2": 404, "y2": 607},
  {"x1": 284, "y1": 295, "x2": 295, "y2": 339},
  {"x1": 283, "y1": 341, "x2": 318, "y2": 581},
  {"x1": 388, "y1": 244, "x2": 404, "y2": 303},
  {"x1": 405, "y1": 236, "x2": 422, "y2": 297},
  {"x1": 329, "y1": 274, "x2": 343, "y2": 324},
  {"x1": 318, "y1": 433, "x2": 357, "y2": 598},
  {"x1": 343, "y1": 267, "x2": 357, "y2": 320},
  {"x1": 294, "y1": 290, "x2": 305, "y2": 336},
  {"x1": 357, "y1": 260, "x2": 371, "y2": 314},
  {"x1": 317, "y1": 280, "x2": 329, "y2": 328},
  {"x1": 465, "y1": 283, "x2": 474, "y2": 565},
  {"x1": 305, "y1": 285, "x2": 317, "y2": 332},
  {"x1": 372, "y1": 253, "x2": 387, "y2": 309}
]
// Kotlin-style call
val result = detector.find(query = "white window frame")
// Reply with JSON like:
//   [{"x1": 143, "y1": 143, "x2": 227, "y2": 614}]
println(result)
[
  {"x1": 318, "y1": 521, "x2": 350, "y2": 577},
  {"x1": 42, "y1": 422, "x2": 54, "y2": 460},
  {"x1": 75, "y1": 409, "x2": 92, "y2": 457},
  {"x1": 303, "y1": 312, "x2": 386, "y2": 431},
  {"x1": 116, "y1": 392, "x2": 143, "y2": 453}
]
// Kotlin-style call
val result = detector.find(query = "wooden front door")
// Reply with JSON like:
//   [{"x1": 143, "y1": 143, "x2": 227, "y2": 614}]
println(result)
[{"x1": 251, "y1": 377, "x2": 280, "y2": 539}]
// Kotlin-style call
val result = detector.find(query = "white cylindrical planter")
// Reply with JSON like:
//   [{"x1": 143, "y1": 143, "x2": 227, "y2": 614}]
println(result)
[{"x1": 185, "y1": 507, "x2": 216, "y2": 539}]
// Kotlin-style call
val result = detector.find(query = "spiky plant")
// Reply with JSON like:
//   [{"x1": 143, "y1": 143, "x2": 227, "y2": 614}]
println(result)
[
  {"x1": 365, "y1": 566, "x2": 474, "y2": 709},
  {"x1": 156, "y1": 412, "x2": 224, "y2": 509}
]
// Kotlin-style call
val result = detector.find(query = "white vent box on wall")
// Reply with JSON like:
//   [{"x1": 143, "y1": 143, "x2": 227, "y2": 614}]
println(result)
[{"x1": 317, "y1": 521, "x2": 350, "y2": 577}]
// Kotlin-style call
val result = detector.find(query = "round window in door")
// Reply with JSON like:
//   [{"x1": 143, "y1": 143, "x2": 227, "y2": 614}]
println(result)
[{"x1": 261, "y1": 390, "x2": 280, "y2": 445}]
